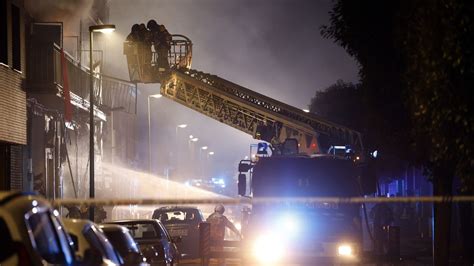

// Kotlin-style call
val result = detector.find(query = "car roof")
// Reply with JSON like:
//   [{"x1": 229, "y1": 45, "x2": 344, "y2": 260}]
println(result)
[
  {"x1": 99, "y1": 224, "x2": 130, "y2": 233},
  {"x1": 63, "y1": 218, "x2": 94, "y2": 232},
  {"x1": 157, "y1": 206, "x2": 200, "y2": 211},
  {"x1": 0, "y1": 191, "x2": 37, "y2": 205},
  {"x1": 107, "y1": 219, "x2": 159, "y2": 224}
]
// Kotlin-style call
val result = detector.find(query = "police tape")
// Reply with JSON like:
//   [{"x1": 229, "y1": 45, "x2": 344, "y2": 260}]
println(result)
[{"x1": 52, "y1": 196, "x2": 474, "y2": 207}]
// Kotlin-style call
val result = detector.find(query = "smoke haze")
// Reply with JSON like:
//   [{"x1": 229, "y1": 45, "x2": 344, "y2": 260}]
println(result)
[{"x1": 102, "y1": 0, "x2": 358, "y2": 184}]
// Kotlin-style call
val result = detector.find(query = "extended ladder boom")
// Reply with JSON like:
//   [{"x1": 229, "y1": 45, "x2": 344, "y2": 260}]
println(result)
[
  {"x1": 124, "y1": 34, "x2": 363, "y2": 154},
  {"x1": 160, "y1": 69, "x2": 363, "y2": 154}
]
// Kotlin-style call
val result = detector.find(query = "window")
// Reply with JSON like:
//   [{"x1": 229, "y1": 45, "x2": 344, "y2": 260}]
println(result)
[
  {"x1": 84, "y1": 225, "x2": 121, "y2": 265},
  {"x1": 11, "y1": 4, "x2": 20, "y2": 71},
  {"x1": 156, "y1": 210, "x2": 200, "y2": 224},
  {"x1": 26, "y1": 211, "x2": 66, "y2": 264},
  {"x1": 0, "y1": 1, "x2": 7, "y2": 64},
  {"x1": 122, "y1": 222, "x2": 161, "y2": 239}
]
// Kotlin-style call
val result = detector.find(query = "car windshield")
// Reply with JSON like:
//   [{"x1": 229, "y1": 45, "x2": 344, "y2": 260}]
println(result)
[
  {"x1": 102, "y1": 229, "x2": 140, "y2": 257},
  {"x1": 26, "y1": 210, "x2": 73, "y2": 264},
  {"x1": 83, "y1": 225, "x2": 122, "y2": 264},
  {"x1": 154, "y1": 210, "x2": 201, "y2": 224},
  {"x1": 116, "y1": 222, "x2": 162, "y2": 240}
]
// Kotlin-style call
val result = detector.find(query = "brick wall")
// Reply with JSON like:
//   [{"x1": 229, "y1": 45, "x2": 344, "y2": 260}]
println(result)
[
  {"x1": 0, "y1": 66, "x2": 26, "y2": 145},
  {"x1": 0, "y1": 0, "x2": 26, "y2": 145}
]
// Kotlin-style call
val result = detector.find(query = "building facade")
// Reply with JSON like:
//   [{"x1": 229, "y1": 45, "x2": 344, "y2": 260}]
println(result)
[
  {"x1": 0, "y1": 0, "x2": 27, "y2": 191},
  {"x1": 0, "y1": 0, "x2": 138, "y2": 210}
]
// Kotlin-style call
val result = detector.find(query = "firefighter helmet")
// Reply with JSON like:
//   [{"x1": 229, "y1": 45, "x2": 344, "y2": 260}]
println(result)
[{"x1": 215, "y1": 204, "x2": 225, "y2": 214}]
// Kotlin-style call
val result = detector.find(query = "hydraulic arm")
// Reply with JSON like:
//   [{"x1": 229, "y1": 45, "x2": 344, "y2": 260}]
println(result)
[{"x1": 124, "y1": 34, "x2": 363, "y2": 154}]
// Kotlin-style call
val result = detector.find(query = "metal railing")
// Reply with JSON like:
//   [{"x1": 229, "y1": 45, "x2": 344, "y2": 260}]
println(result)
[
  {"x1": 28, "y1": 44, "x2": 137, "y2": 114},
  {"x1": 123, "y1": 34, "x2": 193, "y2": 83}
]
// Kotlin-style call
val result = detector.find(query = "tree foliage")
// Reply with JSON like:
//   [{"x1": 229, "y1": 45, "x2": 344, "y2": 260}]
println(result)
[
  {"x1": 404, "y1": 1, "x2": 474, "y2": 191},
  {"x1": 309, "y1": 80, "x2": 363, "y2": 130},
  {"x1": 321, "y1": 0, "x2": 474, "y2": 264},
  {"x1": 320, "y1": 1, "x2": 413, "y2": 164},
  {"x1": 321, "y1": 0, "x2": 474, "y2": 188}
]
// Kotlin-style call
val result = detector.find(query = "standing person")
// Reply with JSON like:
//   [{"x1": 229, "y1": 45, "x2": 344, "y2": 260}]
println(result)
[
  {"x1": 146, "y1": 19, "x2": 161, "y2": 72},
  {"x1": 370, "y1": 201, "x2": 394, "y2": 260},
  {"x1": 137, "y1": 23, "x2": 152, "y2": 81},
  {"x1": 124, "y1": 24, "x2": 141, "y2": 81},
  {"x1": 157, "y1": 24, "x2": 172, "y2": 71},
  {"x1": 207, "y1": 204, "x2": 241, "y2": 266}
]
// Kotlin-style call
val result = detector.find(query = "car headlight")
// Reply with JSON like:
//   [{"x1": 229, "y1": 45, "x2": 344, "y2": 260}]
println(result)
[
  {"x1": 253, "y1": 234, "x2": 285, "y2": 263},
  {"x1": 337, "y1": 244, "x2": 353, "y2": 257}
]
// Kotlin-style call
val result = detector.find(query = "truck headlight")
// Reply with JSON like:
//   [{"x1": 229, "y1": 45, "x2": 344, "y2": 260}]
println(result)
[
  {"x1": 253, "y1": 234, "x2": 285, "y2": 263},
  {"x1": 337, "y1": 244, "x2": 353, "y2": 257}
]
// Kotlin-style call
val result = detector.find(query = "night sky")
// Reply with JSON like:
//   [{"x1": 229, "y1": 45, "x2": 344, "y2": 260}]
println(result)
[{"x1": 105, "y1": 0, "x2": 359, "y2": 179}]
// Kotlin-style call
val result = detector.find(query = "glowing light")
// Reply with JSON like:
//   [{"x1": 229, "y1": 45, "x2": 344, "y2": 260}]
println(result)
[
  {"x1": 32, "y1": 200, "x2": 38, "y2": 207},
  {"x1": 253, "y1": 234, "x2": 285, "y2": 263},
  {"x1": 280, "y1": 214, "x2": 299, "y2": 235},
  {"x1": 371, "y1": 150, "x2": 378, "y2": 158},
  {"x1": 90, "y1": 24, "x2": 116, "y2": 34},
  {"x1": 235, "y1": 222, "x2": 242, "y2": 231},
  {"x1": 338, "y1": 244, "x2": 353, "y2": 256},
  {"x1": 191, "y1": 138, "x2": 199, "y2": 142},
  {"x1": 177, "y1": 124, "x2": 187, "y2": 128},
  {"x1": 32, "y1": 207, "x2": 38, "y2": 214},
  {"x1": 149, "y1": 94, "x2": 162, "y2": 99},
  {"x1": 189, "y1": 135, "x2": 193, "y2": 139},
  {"x1": 201, "y1": 146, "x2": 208, "y2": 150},
  {"x1": 208, "y1": 151, "x2": 215, "y2": 155},
  {"x1": 53, "y1": 210, "x2": 60, "y2": 216},
  {"x1": 303, "y1": 109, "x2": 310, "y2": 113}
]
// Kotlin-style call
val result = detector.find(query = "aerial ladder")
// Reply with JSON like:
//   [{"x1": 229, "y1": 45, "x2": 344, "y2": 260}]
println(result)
[{"x1": 123, "y1": 34, "x2": 363, "y2": 155}]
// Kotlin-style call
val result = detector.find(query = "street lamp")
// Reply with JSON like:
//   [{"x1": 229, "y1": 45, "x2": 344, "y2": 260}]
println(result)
[
  {"x1": 201, "y1": 146, "x2": 208, "y2": 150},
  {"x1": 174, "y1": 124, "x2": 187, "y2": 179},
  {"x1": 89, "y1": 24, "x2": 115, "y2": 221},
  {"x1": 148, "y1": 93, "x2": 162, "y2": 173}
]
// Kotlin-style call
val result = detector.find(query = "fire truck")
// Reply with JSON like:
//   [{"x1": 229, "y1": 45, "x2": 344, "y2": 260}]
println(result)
[{"x1": 124, "y1": 32, "x2": 376, "y2": 265}]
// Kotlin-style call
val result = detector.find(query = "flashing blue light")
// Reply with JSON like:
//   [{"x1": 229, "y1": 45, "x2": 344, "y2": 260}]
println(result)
[{"x1": 279, "y1": 213, "x2": 299, "y2": 235}]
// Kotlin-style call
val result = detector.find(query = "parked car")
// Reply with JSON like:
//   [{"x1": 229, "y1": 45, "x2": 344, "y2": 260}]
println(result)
[
  {"x1": 0, "y1": 191, "x2": 76, "y2": 265},
  {"x1": 106, "y1": 219, "x2": 179, "y2": 266},
  {"x1": 99, "y1": 224, "x2": 149, "y2": 265},
  {"x1": 63, "y1": 218, "x2": 122, "y2": 265},
  {"x1": 152, "y1": 206, "x2": 205, "y2": 259}
]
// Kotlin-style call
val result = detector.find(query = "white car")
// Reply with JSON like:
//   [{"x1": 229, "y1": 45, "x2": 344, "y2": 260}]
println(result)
[
  {"x1": 0, "y1": 191, "x2": 76, "y2": 265},
  {"x1": 63, "y1": 218, "x2": 122, "y2": 265}
]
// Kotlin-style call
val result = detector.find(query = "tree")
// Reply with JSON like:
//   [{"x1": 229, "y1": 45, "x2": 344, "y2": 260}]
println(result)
[
  {"x1": 309, "y1": 80, "x2": 408, "y2": 184},
  {"x1": 309, "y1": 80, "x2": 363, "y2": 131},
  {"x1": 322, "y1": 0, "x2": 474, "y2": 264}
]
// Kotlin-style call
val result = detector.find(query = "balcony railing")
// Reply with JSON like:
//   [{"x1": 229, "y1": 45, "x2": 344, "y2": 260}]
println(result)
[
  {"x1": 124, "y1": 34, "x2": 193, "y2": 83},
  {"x1": 27, "y1": 44, "x2": 137, "y2": 115}
]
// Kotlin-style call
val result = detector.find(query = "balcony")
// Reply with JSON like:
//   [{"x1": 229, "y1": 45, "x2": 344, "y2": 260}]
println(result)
[{"x1": 27, "y1": 44, "x2": 137, "y2": 118}]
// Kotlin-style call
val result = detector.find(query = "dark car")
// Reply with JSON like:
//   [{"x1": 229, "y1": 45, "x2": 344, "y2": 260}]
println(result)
[
  {"x1": 152, "y1": 206, "x2": 205, "y2": 259},
  {"x1": 107, "y1": 219, "x2": 179, "y2": 266},
  {"x1": 0, "y1": 191, "x2": 76, "y2": 266},
  {"x1": 63, "y1": 218, "x2": 122, "y2": 265},
  {"x1": 99, "y1": 224, "x2": 148, "y2": 265}
]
